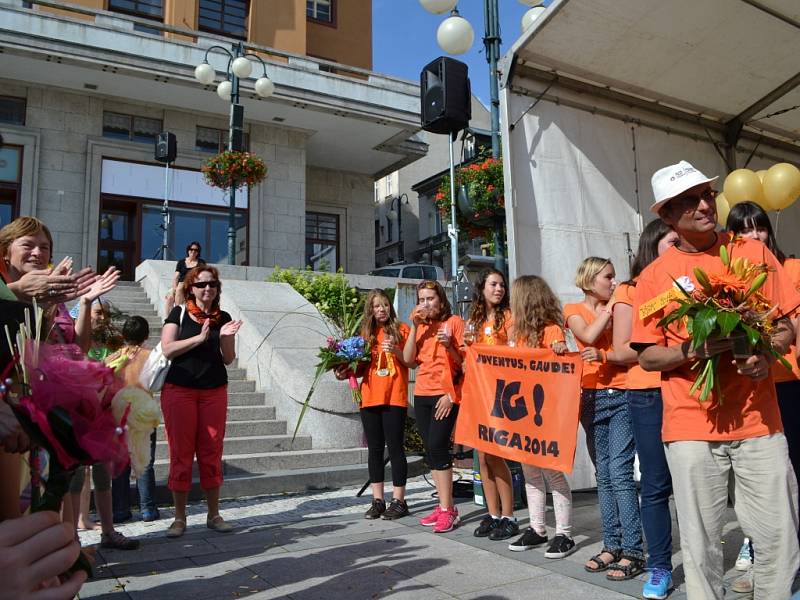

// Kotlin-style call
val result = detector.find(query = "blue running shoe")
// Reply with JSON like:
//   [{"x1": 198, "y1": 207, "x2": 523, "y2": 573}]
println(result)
[{"x1": 642, "y1": 568, "x2": 673, "y2": 600}]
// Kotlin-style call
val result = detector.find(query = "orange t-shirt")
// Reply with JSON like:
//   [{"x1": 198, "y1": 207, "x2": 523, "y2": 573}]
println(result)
[
  {"x1": 513, "y1": 323, "x2": 565, "y2": 349},
  {"x1": 360, "y1": 324, "x2": 410, "y2": 408},
  {"x1": 414, "y1": 315, "x2": 465, "y2": 400},
  {"x1": 473, "y1": 310, "x2": 511, "y2": 345},
  {"x1": 615, "y1": 282, "x2": 660, "y2": 390},
  {"x1": 564, "y1": 302, "x2": 626, "y2": 390},
  {"x1": 772, "y1": 257, "x2": 800, "y2": 383},
  {"x1": 631, "y1": 234, "x2": 800, "y2": 442}
]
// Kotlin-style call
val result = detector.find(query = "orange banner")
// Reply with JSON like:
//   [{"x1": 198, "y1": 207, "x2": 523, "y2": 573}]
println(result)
[{"x1": 454, "y1": 345, "x2": 584, "y2": 473}]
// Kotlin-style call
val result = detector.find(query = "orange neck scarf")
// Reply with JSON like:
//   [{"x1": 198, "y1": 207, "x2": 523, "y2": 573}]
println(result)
[{"x1": 186, "y1": 298, "x2": 222, "y2": 327}]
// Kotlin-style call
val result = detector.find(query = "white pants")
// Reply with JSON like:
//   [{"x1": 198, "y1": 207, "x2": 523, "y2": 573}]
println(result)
[{"x1": 665, "y1": 434, "x2": 799, "y2": 600}]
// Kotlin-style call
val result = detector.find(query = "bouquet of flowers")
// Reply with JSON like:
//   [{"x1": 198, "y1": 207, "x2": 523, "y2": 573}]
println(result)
[
  {"x1": 658, "y1": 242, "x2": 791, "y2": 403},
  {"x1": 292, "y1": 334, "x2": 371, "y2": 440},
  {"x1": 2, "y1": 303, "x2": 130, "y2": 577},
  {"x1": 202, "y1": 150, "x2": 267, "y2": 190}
]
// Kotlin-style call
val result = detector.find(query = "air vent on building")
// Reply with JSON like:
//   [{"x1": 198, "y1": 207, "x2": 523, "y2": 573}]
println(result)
[
  {"x1": 84, "y1": 83, "x2": 98, "y2": 90},
  {"x1": 272, "y1": 117, "x2": 285, "y2": 122}
]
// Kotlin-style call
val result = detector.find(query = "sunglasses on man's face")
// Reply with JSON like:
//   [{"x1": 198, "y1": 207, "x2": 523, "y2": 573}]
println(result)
[
  {"x1": 670, "y1": 188, "x2": 718, "y2": 212},
  {"x1": 192, "y1": 280, "x2": 220, "y2": 289},
  {"x1": 188, "y1": 247, "x2": 200, "y2": 252},
  {"x1": 417, "y1": 280, "x2": 437, "y2": 290}
]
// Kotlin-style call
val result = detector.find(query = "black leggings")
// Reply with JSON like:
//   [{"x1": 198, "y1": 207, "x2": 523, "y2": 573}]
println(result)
[
  {"x1": 360, "y1": 405, "x2": 408, "y2": 487},
  {"x1": 414, "y1": 395, "x2": 459, "y2": 471}
]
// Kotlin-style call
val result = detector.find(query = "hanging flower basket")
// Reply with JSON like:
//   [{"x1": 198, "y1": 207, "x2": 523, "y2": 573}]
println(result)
[
  {"x1": 202, "y1": 150, "x2": 267, "y2": 190},
  {"x1": 434, "y1": 156, "x2": 505, "y2": 238}
]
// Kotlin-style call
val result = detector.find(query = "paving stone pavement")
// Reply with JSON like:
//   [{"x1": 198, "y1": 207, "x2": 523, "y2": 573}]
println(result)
[{"x1": 77, "y1": 475, "x2": 767, "y2": 599}]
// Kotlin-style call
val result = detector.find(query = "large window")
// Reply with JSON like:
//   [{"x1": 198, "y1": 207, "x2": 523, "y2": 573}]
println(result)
[
  {"x1": 307, "y1": 0, "x2": 334, "y2": 23},
  {"x1": 103, "y1": 112, "x2": 162, "y2": 144},
  {"x1": 306, "y1": 211, "x2": 339, "y2": 272},
  {"x1": 108, "y1": 0, "x2": 163, "y2": 20},
  {"x1": 195, "y1": 126, "x2": 249, "y2": 154},
  {"x1": 0, "y1": 145, "x2": 22, "y2": 227},
  {"x1": 0, "y1": 96, "x2": 26, "y2": 125},
  {"x1": 199, "y1": 0, "x2": 249, "y2": 39}
]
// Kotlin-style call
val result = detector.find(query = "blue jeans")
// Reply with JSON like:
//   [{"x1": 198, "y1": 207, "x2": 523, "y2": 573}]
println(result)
[
  {"x1": 627, "y1": 388, "x2": 672, "y2": 570},
  {"x1": 111, "y1": 430, "x2": 157, "y2": 515},
  {"x1": 583, "y1": 388, "x2": 643, "y2": 558}
]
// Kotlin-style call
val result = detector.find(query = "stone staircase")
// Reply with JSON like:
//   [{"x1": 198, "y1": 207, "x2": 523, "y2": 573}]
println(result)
[{"x1": 104, "y1": 281, "x2": 385, "y2": 502}]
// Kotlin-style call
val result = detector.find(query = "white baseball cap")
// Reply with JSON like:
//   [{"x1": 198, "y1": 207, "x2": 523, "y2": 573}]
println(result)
[{"x1": 650, "y1": 160, "x2": 718, "y2": 214}]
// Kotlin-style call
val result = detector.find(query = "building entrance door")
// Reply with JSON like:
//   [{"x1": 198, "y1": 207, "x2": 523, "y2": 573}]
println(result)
[{"x1": 98, "y1": 197, "x2": 139, "y2": 280}]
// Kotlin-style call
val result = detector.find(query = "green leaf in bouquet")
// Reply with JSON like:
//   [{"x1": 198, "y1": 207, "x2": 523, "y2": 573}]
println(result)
[
  {"x1": 716, "y1": 311, "x2": 741, "y2": 338},
  {"x1": 740, "y1": 323, "x2": 761, "y2": 348},
  {"x1": 691, "y1": 306, "x2": 717, "y2": 349},
  {"x1": 292, "y1": 362, "x2": 327, "y2": 442},
  {"x1": 657, "y1": 301, "x2": 692, "y2": 328}
]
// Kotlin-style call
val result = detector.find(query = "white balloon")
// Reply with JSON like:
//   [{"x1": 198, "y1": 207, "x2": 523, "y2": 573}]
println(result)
[
  {"x1": 521, "y1": 6, "x2": 546, "y2": 31},
  {"x1": 437, "y1": 15, "x2": 474, "y2": 55},
  {"x1": 231, "y1": 56, "x2": 252, "y2": 79},
  {"x1": 419, "y1": 0, "x2": 458, "y2": 14},
  {"x1": 216, "y1": 80, "x2": 232, "y2": 101},
  {"x1": 255, "y1": 77, "x2": 275, "y2": 98},
  {"x1": 194, "y1": 62, "x2": 215, "y2": 85}
]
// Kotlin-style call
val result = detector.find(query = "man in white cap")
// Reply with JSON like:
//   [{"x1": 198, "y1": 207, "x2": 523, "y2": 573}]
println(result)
[{"x1": 630, "y1": 160, "x2": 800, "y2": 599}]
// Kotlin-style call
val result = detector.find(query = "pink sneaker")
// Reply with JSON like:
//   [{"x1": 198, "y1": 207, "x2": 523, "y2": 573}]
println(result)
[
  {"x1": 419, "y1": 505, "x2": 443, "y2": 526},
  {"x1": 433, "y1": 507, "x2": 460, "y2": 533}
]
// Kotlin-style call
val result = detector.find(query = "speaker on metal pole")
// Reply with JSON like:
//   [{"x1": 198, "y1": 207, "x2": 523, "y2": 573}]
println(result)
[
  {"x1": 420, "y1": 57, "x2": 471, "y2": 135},
  {"x1": 154, "y1": 131, "x2": 177, "y2": 163}
]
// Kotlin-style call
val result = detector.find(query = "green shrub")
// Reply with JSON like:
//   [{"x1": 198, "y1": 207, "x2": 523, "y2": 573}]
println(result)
[{"x1": 269, "y1": 266, "x2": 365, "y2": 335}]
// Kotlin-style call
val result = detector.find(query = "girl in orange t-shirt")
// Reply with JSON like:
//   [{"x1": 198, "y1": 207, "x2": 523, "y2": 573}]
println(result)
[
  {"x1": 465, "y1": 269, "x2": 518, "y2": 541},
  {"x1": 726, "y1": 201, "x2": 800, "y2": 577},
  {"x1": 565, "y1": 257, "x2": 644, "y2": 580},
  {"x1": 337, "y1": 289, "x2": 413, "y2": 521},
  {"x1": 612, "y1": 220, "x2": 679, "y2": 592},
  {"x1": 402, "y1": 280, "x2": 464, "y2": 534},
  {"x1": 506, "y1": 275, "x2": 578, "y2": 560}
]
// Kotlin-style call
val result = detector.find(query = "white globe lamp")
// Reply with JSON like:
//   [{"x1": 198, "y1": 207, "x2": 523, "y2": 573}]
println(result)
[
  {"x1": 216, "y1": 80, "x2": 232, "y2": 101},
  {"x1": 521, "y1": 6, "x2": 546, "y2": 31},
  {"x1": 194, "y1": 62, "x2": 215, "y2": 85},
  {"x1": 231, "y1": 56, "x2": 252, "y2": 79},
  {"x1": 437, "y1": 14, "x2": 474, "y2": 55},
  {"x1": 419, "y1": 0, "x2": 458, "y2": 14},
  {"x1": 255, "y1": 76, "x2": 275, "y2": 98}
]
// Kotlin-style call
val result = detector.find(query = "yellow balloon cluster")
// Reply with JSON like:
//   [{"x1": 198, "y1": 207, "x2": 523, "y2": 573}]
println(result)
[{"x1": 722, "y1": 163, "x2": 800, "y2": 213}]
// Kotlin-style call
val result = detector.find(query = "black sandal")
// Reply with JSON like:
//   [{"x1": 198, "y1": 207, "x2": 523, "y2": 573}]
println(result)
[
  {"x1": 605, "y1": 554, "x2": 646, "y2": 581},
  {"x1": 584, "y1": 548, "x2": 622, "y2": 573}
]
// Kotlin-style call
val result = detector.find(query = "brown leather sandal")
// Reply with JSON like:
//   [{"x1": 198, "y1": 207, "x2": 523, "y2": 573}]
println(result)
[{"x1": 584, "y1": 548, "x2": 622, "y2": 573}]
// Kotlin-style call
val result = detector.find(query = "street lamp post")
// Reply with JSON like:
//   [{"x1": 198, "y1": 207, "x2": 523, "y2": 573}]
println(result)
[
  {"x1": 386, "y1": 192, "x2": 409, "y2": 263},
  {"x1": 194, "y1": 42, "x2": 275, "y2": 264},
  {"x1": 420, "y1": 0, "x2": 531, "y2": 277}
]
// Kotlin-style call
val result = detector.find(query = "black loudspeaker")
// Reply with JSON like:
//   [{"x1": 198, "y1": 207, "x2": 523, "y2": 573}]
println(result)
[
  {"x1": 154, "y1": 132, "x2": 177, "y2": 163},
  {"x1": 420, "y1": 57, "x2": 471, "y2": 135}
]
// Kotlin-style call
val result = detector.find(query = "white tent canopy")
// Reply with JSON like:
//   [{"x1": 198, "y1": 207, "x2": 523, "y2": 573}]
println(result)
[
  {"x1": 499, "y1": 0, "x2": 800, "y2": 489},
  {"x1": 501, "y1": 0, "x2": 800, "y2": 292}
]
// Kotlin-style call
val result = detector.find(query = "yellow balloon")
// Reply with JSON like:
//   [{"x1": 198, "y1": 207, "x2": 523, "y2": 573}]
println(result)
[
  {"x1": 723, "y1": 169, "x2": 764, "y2": 206},
  {"x1": 762, "y1": 162, "x2": 800, "y2": 211},
  {"x1": 756, "y1": 169, "x2": 768, "y2": 183},
  {"x1": 716, "y1": 192, "x2": 730, "y2": 226}
]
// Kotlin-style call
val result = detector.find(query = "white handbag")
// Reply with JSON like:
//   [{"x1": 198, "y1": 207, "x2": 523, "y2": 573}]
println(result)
[{"x1": 139, "y1": 305, "x2": 185, "y2": 393}]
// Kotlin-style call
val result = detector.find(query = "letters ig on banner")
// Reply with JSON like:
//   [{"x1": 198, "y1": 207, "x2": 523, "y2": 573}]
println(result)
[{"x1": 454, "y1": 345, "x2": 583, "y2": 473}]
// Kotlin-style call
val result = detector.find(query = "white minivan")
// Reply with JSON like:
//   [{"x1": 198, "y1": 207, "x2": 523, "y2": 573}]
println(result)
[{"x1": 368, "y1": 263, "x2": 445, "y2": 281}]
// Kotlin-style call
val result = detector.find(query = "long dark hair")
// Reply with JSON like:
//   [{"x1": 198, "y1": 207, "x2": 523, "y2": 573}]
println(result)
[
  {"x1": 726, "y1": 201, "x2": 785, "y2": 263},
  {"x1": 629, "y1": 220, "x2": 675, "y2": 281},
  {"x1": 468, "y1": 268, "x2": 509, "y2": 334},
  {"x1": 416, "y1": 280, "x2": 452, "y2": 322}
]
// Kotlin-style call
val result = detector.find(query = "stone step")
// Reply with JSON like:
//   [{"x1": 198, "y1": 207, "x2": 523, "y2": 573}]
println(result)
[
  {"x1": 154, "y1": 434, "x2": 311, "y2": 460},
  {"x1": 154, "y1": 390, "x2": 264, "y2": 406},
  {"x1": 110, "y1": 303, "x2": 158, "y2": 315},
  {"x1": 226, "y1": 405, "x2": 276, "y2": 421},
  {"x1": 153, "y1": 447, "x2": 368, "y2": 481},
  {"x1": 156, "y1": 419, "x2": 285, "y2": 441}
]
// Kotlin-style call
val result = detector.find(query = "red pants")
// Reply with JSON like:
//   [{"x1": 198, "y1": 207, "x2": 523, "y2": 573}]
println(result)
[{"x1": 161, "y1": 383, "x2": 227, "y2": 492}]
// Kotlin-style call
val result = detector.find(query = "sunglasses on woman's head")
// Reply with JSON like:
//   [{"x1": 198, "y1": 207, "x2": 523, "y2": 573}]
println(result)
[
  {"x1": 192, "y1": 280, "x2": 219, "y2": 289},
  {"x1": 417, "y1": 280, "x2": 437, "y2": 290}
]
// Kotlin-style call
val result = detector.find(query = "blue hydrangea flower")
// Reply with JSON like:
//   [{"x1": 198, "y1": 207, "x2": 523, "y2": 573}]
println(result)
[{"x1": 335, "y1": 336, "x2": 366, "y2": 360}]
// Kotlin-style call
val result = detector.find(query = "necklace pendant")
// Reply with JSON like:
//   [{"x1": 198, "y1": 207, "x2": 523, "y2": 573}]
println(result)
[{"x1": 376, "y1": 368, "x2": 390, "y2": 377}]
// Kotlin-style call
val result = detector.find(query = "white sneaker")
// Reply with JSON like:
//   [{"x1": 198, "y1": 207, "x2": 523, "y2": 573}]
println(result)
[
  {"x1": 730, "y1": 567, "x2": 754, "y2": 594},
  {"x1": 735, "y1": 538, "x2": 752, "y2": 571}
]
